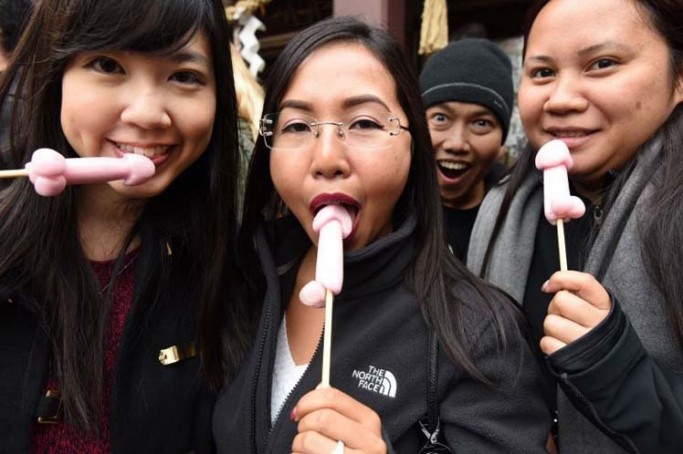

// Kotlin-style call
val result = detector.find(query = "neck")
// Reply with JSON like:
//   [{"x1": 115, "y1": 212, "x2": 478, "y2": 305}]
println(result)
[
  {"x1": 571, "y1": 172, "x2": 614, "y2": 206},
  {"x1": 77, "y1": 185, "x2": 144, "y2": 260},
  {"x1": 285, "y1": 247, "x2": 324, "y2": 365},
  {"x1": 445, "y1": 181, "x2": 484, "y2": 210}
]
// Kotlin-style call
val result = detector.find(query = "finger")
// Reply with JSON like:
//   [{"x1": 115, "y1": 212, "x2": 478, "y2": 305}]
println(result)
[
  {"x1": 293, "y1": 388, "x2": 385, "y2": 452},
  {"x1": 546, "y1": 290, "x2": 609, "y2": 329},
  {"x1": 543, "y1": 313, "x2": 590, "y2": 345},
  {"x1": 291, "y1": 430, "x2": 339, "y2": 454},
  {"x1": 540, "y1": 335, "x2": 566, "y2": 355},
  {"x1": 296, "y1": 408, "x2": 384, "y2": 452},
  {"x1": 542, "y1": 271, "x2": 611, "y2": 310},
  {"x1": 294, "y1": 387, "x2": 381, "y2": 430}
]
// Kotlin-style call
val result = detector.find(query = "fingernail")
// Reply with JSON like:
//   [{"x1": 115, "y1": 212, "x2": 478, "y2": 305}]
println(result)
[
  {"x1": 541, "y1": 280, "x2": 549, "y2": 292},
  {"x1": 290, "y1": 407, "x2": 297, "y2": 422}
]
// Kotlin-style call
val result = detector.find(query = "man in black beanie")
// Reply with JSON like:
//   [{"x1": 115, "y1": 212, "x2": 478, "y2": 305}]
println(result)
[{"x1": 419, "y1": 38, "x2": 514, "y2": 260}]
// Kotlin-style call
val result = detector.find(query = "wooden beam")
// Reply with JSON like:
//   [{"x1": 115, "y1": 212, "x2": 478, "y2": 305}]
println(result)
[{"x1": 333, "y1": 0, "x2": 406, "y2": 49}]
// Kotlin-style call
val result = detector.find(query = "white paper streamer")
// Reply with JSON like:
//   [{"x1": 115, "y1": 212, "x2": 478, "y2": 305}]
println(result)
[{"x1": 238, "y1": 14, "x2": 266, "y2": 77}]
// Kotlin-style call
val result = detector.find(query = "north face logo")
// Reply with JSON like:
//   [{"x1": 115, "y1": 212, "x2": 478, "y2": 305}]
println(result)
[{"x1": 351, "y1": 365, "x2": 397, "y2": 398}]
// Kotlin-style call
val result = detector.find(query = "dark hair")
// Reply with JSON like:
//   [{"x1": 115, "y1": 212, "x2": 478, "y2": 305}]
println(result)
[
  {"x1": 481, "y1": 0, "x2": 683, "y2": 346},
  {"x1": 0, "y1": 0, "x2": 253, "y2": 430},
  {"x1": 0, "y1": 0, "x2": 32, "y2": 55},
  {"x1": 239, "y1": 16, "x2": 524, "y2": 384}
]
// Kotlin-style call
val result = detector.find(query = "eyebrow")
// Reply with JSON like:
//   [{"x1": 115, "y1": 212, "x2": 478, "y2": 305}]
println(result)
[
  {"x1": 524, "y1": 54, "x2": 554, "y2": 65},
  {"x1": 169, "y1": 50, "x2": 212, "y2": 68},
  {"x1": 577, "y1": 41, "x2": 631, "y2": 57},
  {"x1": 342, "y1": 95, "x2": 392, "y2": 111},
  {"x1": 469, "y1": 107, "x2": 497, "y2": 117},
  {"x1": 279, "y1": 95, "x2": 393, "y2": 112},
  {"x1": 526, "y1": 41, "x2": 632, "y2": 64},
  {"x1": 432, "y1": 105, "x2": 495, "y2": 116}
]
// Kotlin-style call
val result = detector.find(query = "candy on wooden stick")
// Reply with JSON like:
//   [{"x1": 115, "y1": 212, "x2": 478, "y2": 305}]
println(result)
[
  {"x1": 0, "y1": 148, "x2": 155, "y2": 196},
  {"x1": 535, "y1": 140, "x2": 586, "y2": 271},
  {"x1": 298, "y1": 204, "x2": 353, "y2": 388}
]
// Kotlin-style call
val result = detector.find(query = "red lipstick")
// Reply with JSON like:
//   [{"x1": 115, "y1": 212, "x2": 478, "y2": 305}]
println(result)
[{"x1": 309, "y1": 193, "x2": 360, "y2": 242}]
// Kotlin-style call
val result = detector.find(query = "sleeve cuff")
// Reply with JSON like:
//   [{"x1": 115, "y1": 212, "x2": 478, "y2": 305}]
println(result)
[
  {"x1": 547, "y1": 294, "x2": 625, "y2": 374},
  {"x1": 547, "y1": 297, "x2": 647, "y2": 398}
]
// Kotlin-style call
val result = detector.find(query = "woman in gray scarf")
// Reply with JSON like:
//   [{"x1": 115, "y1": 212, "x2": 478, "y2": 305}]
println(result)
[{"x1": 468, "y1": 0, "x2": 683, "y2": 453}]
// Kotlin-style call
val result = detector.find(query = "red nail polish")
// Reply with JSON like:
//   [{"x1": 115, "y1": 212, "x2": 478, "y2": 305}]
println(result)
[{"x1": 290, "y1": 407, "x2": 297, "y2": 421}]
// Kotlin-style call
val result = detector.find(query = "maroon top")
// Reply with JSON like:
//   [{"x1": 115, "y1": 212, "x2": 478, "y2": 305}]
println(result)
[{"x1": 32, "y1": 251, "x2": 138, "y2": 454}]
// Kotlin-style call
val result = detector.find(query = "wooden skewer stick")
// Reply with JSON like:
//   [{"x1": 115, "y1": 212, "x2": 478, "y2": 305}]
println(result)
[
  {"x1": 557, "y1": 219, "x2": 568, "y2": 272},
  {"x1": 321, "y1": 288, "x2": 334, "y2": 388},
  {"x1": 0, "y1": 169, "x2": 29, "y2": 178}
]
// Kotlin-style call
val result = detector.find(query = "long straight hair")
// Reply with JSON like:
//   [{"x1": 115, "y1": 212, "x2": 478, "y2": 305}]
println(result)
[
  {"x1": 0, "y1": 0, "x2": 253, "y2": 430},
  {"x1": 239, "y1": 16, "x2": 526, "y2": 384},
  {"x1": 480, "y1": 0, "x2": 683, "y2": 348}
]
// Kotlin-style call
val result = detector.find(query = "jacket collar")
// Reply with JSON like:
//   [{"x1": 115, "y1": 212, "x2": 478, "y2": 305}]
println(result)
[{"x1": 257, "y1": 210, "x2": 417, "y2": 303}]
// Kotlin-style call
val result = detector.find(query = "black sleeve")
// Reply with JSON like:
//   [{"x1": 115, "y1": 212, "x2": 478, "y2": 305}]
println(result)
[{"x1": 547, "y1": 298, "x2": 683, "y2": 454}]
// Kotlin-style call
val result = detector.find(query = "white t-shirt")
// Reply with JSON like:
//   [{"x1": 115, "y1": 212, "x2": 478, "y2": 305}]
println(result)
[{"x1": 271, "y1": 316, "x2": 309, "y2": 423}]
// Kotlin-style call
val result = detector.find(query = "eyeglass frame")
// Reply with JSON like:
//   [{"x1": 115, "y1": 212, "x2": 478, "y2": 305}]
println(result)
[{"x1": 258, "y1": 112, "x2": 410, "y2": 150}]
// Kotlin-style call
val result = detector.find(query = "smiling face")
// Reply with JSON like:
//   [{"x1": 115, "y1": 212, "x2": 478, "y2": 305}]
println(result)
[
  {"x1": 519, "y1": 0, "x2": 683, "y2": 197},
  {"x1": 427, "y1": 101, "x2": 504, "y2": 209},
  {"x1": 60, "y1": 31, "x2": 216, "y2": 200},
  {"x1": 269, "y1": 42, "x2": 412, "y2": 251}
]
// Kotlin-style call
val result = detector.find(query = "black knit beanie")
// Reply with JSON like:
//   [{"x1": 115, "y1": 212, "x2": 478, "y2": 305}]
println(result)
[{"x1": 419, "y1": 38, "x2": 514, "y2": 143}]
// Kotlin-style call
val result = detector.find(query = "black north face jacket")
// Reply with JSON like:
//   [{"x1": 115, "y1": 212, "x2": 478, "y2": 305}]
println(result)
[{"x1": 213, "y1": 213, "x2": 551, "y2": 453}]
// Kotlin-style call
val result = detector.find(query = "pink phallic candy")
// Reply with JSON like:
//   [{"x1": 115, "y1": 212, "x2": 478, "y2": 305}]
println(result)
[
  {"x1": 25, "y1": 148, "x2": 155, "y2": 196},
  {"x1": 535, "y1": 140, "x2": 586, "y2": 225},
  {"x1": 298, "y1": 204, "x2": 353, "y2": 307},
  {"x1": 313, "y1": 205, "x2": 353, "y2": 293},
  {"x1": 299, "y1": 281, "x2": 327, "y2": 309}
]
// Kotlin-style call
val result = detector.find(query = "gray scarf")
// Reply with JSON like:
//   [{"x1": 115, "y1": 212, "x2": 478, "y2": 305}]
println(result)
[{"x1": 468, "y1": 137, "x2": 682, "y2": 453}]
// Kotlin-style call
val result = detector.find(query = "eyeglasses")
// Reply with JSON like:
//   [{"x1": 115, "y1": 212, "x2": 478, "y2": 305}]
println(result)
[{"x1": 259, "y1": 110, "x2": 410, "y2": 151}]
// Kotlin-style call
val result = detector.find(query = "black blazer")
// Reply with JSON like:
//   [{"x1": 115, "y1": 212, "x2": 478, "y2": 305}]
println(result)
[{"x1": 0, "y1": 241, "x2": 215, "y2": 454}]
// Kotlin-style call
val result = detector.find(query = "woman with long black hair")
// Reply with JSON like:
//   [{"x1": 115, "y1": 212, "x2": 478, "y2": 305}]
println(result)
[
  {"x1": 0, "y1": 0, "x2": 256, "y2": 451},
  {"x1": 213, "y1": 16, "x2": 551, "y2": 454},
  {"x1": 468, "y1": 0, "x2": 683, "y2": 452}
]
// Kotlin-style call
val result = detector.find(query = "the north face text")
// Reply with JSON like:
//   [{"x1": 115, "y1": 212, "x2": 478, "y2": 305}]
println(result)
[{"x1": 352, "y1": 365, "x2": 397, "y2": 398}]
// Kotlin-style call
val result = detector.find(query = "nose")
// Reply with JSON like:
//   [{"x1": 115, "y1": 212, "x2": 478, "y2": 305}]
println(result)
[
  {"x1": 120, "y1": 82, "x2": 172, "y2": 129},
  {"x1": 310, "y1": 124, "x2": 351, "y2": 179},
  {"x1": 544, "y1": 76, "x2": 589, "y2": 114},
  {"x1": 439, "y1": 123, "x2": 470, "y2": 154}
]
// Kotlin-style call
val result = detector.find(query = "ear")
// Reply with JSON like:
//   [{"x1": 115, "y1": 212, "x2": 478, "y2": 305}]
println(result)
[
  {"x1": 0, "y1": 48, "x2": 8, "y2": 72},
  {"x1": 675, "y1": 73, "x2": 683, "y2": 105},
  {"x1": 497, "y1": 145, "x2": 509, "y2": 166}
]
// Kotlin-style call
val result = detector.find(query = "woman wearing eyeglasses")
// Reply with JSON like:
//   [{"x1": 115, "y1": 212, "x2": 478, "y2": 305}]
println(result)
[{"x1": 212, "y1": 16, "x2": 552, "y2": 453}]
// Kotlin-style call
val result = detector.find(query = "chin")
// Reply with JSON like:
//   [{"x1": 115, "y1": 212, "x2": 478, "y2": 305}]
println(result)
[{"x1": 115, "y1": 180, "x2": 165, "y2": 200}]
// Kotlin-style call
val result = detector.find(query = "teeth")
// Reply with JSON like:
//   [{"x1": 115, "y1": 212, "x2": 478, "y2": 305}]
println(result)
[
  {"x1": 439, "y1": 161, "x2": 468, "y2": 170},
  {"x1": 553, "y1": 131, "x2": 589, "y2": 138},
  {"x1": 117, "y1": 143, "x2": 170, "y2": 157}
]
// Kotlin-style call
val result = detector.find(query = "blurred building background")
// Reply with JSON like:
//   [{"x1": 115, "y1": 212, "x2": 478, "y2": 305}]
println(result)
[{"x1": 224, "y1": 0, "x2": 531, "y2": 158}]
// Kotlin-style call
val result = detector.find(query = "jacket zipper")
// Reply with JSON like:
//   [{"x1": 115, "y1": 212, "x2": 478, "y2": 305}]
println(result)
[
  {"x1": 251, "y1": 296, "x2": 272, "y2": 453},
  {"x1": 593, "y1": 204, "x2": 604, "y2": 228}
]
